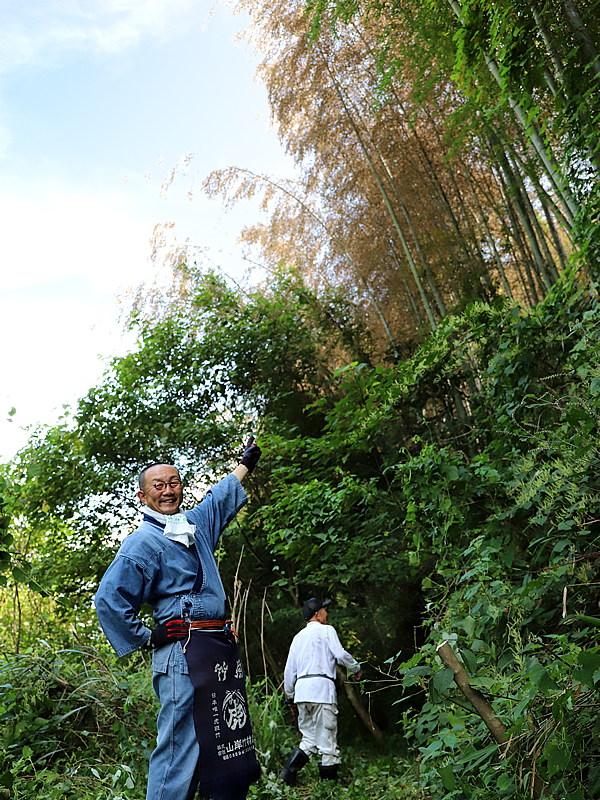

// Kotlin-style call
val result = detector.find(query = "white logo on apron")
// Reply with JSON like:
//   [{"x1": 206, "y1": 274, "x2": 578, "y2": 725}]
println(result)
[
  {"x1": 222, "y1": 689, "x2": 247, "y2": 730},
  {"x1": 214, "y1": 661, "x2": 229, "y2": 681}
]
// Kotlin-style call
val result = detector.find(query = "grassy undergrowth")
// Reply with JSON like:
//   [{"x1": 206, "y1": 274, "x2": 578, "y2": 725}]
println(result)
[{"x1": 0, "y1": 644, "x2": 415, "y2": 800}]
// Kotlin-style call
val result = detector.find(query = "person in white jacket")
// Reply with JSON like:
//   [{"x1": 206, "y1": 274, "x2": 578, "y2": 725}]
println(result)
[{"x1": 279, "y1": 598, "x2": 362, "y2": 785}]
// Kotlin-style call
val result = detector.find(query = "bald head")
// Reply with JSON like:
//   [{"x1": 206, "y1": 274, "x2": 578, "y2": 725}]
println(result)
[{"x1": 137, "y1": 463, "x2": 183, "y2": 515}]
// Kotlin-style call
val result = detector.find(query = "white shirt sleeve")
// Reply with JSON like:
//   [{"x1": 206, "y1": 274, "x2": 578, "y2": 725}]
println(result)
[
  {"x1": 283, "y1": 642, "x2": 298, "y2": 698},
  {"x1": 326, "y1": 626, "x2": 360, "y2": 672}
]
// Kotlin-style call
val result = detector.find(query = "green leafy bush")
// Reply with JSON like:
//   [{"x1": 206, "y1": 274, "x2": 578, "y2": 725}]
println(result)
[{"x1": 0, "y1": 643, "x2": 156, "y2": 799}]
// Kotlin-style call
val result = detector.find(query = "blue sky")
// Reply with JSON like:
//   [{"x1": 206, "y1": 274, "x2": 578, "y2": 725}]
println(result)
[{"x1": 0, "y1": 0, "x2": 293, "y2": 460}]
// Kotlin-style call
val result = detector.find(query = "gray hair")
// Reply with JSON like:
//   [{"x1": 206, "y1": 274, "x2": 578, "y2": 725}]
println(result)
[{"x1": 138, "y1": 463, "x2": 180, "y2": 491}]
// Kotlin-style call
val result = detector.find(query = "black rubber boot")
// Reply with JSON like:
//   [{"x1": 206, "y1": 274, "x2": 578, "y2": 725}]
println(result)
[
  {"x1": 279, "y1": 747, "x2": 310, "y2": 786},
  {"x1": 318, "y1": 763, "x2": 339, "y2": 781}
]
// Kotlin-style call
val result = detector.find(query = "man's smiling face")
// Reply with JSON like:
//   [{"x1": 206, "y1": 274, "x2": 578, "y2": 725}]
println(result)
[{"x1": 138, "y1": 464, "x2": 183, "y2": 515}]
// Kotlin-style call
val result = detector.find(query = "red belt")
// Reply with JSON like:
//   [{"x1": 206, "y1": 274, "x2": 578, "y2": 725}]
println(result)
[
  {"x1": 189, "y1": 619, "x2": 232, "y2": 630},
  {"x1": 182, "y1": 619, "x2": 237, "y2": 652}
]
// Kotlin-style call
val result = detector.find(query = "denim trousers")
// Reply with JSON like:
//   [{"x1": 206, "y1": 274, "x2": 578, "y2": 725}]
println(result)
[{"x1": 147, "y1": 664, "x2": 248, "y2": 800}]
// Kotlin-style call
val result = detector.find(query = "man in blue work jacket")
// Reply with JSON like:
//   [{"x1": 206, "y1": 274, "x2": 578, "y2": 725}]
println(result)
[{"x1": 95, "y1": 440, "x2": 261, "y2": 800}]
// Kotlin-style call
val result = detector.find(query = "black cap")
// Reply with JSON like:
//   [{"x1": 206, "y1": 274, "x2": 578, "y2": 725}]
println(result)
[{"x1": 302, "y1": 597, "x2": 331, "y2": 621}]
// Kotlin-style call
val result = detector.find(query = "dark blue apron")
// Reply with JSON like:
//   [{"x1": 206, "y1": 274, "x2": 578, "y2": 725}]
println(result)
[{"x1": 184, "y1": 631, "x2": 260, "y2": 798}]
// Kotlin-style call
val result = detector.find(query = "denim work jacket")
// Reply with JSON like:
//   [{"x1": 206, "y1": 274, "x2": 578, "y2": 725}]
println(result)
[{"x1": 95, "y1": 474, "x2": 247, "y2": 674}]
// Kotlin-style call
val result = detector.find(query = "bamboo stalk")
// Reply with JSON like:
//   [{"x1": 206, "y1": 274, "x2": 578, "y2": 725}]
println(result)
[
  {"x1": 459, "y1": 159, "x2": 514, "y2": 298},
  {"x1": 319, "y1": 51, "x2": 438, "y2": 331},
  {"x1": 561, "y1": 0, "x2": 600, "y2": 81},
  {"x1": 448, "y1": 0, "x2": 578, "y2": 225}
]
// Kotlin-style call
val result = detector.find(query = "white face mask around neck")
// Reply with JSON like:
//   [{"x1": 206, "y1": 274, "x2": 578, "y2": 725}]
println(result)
[{"x1": 144, "y1": 508, "x2": 196, "y2": 547}]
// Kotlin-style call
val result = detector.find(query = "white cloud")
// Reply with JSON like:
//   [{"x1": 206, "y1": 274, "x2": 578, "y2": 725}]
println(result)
[
  {"x1": 0, "y1": 180, "x2": 153, "y2": 460},
  {"x1": 0, "y1": 186, "x2": 152, "y2": 293},
  {"x1": 0, "y1": 0, "x2": 201, "y2": 73},
  {"x1": 0, "y1": 289, "x2": 137, "y2": 461}
]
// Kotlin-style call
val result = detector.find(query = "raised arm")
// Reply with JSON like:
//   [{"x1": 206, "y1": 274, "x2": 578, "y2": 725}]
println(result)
[
  {"x1": 233, "y1": 464, "x2": 249, "y2": 482},
  {"x1": 234, "y1": 437, "x2": 261, "y2": 483}
]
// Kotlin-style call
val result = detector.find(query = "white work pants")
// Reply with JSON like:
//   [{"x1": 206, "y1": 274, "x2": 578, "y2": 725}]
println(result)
[{"x1": 296, "y1": 702, "x2": 340, "y2": 766}]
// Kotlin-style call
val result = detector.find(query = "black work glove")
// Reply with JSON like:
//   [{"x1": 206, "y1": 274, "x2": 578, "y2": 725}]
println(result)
[
  {"x1": 146, "y1": 619, "x2": 188, "y2": 650},
  {"x1": 239, "y1": 436, "x2": 262, "y2": 473}
]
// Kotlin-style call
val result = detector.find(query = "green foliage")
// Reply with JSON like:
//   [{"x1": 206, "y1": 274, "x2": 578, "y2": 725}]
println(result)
[
  {"x1": 246, "y1": 681, "x2": 298, "y2": 776},
  {"x1": 392, "y1": 631, "x2": 600, "y2": 798},
  {"x1": 0, "y1": 643, "x2": 419, "y2": 800},
  {"x1": 0, "y1": 642, "x2": 156, "y2": 799},
  {"x1": 0, "y1": 475, "x2": 13, "y2": 586},
  {"x1": 7, "y1": 253, "x2": 600, "y2": 796},
  {"x1": 246, "y1": 285, "x2": 600, "y2": 796},
  {"x1": 247, "y1": 683, "x2": 418, "y2": 798},
  {"x1": 2, "y1": 269, "x2": 368, "y2": 617}
]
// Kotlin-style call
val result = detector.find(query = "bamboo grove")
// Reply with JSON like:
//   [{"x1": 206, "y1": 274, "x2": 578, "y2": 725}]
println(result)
[{"x1": 202, "y1": 0, "x2": 599, "y2": 358}]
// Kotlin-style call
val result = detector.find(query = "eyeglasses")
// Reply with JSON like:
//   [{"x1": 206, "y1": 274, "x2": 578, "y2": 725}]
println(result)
[{"x1": 149, "y1": 479, "x2": 182, "y2": 492}]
